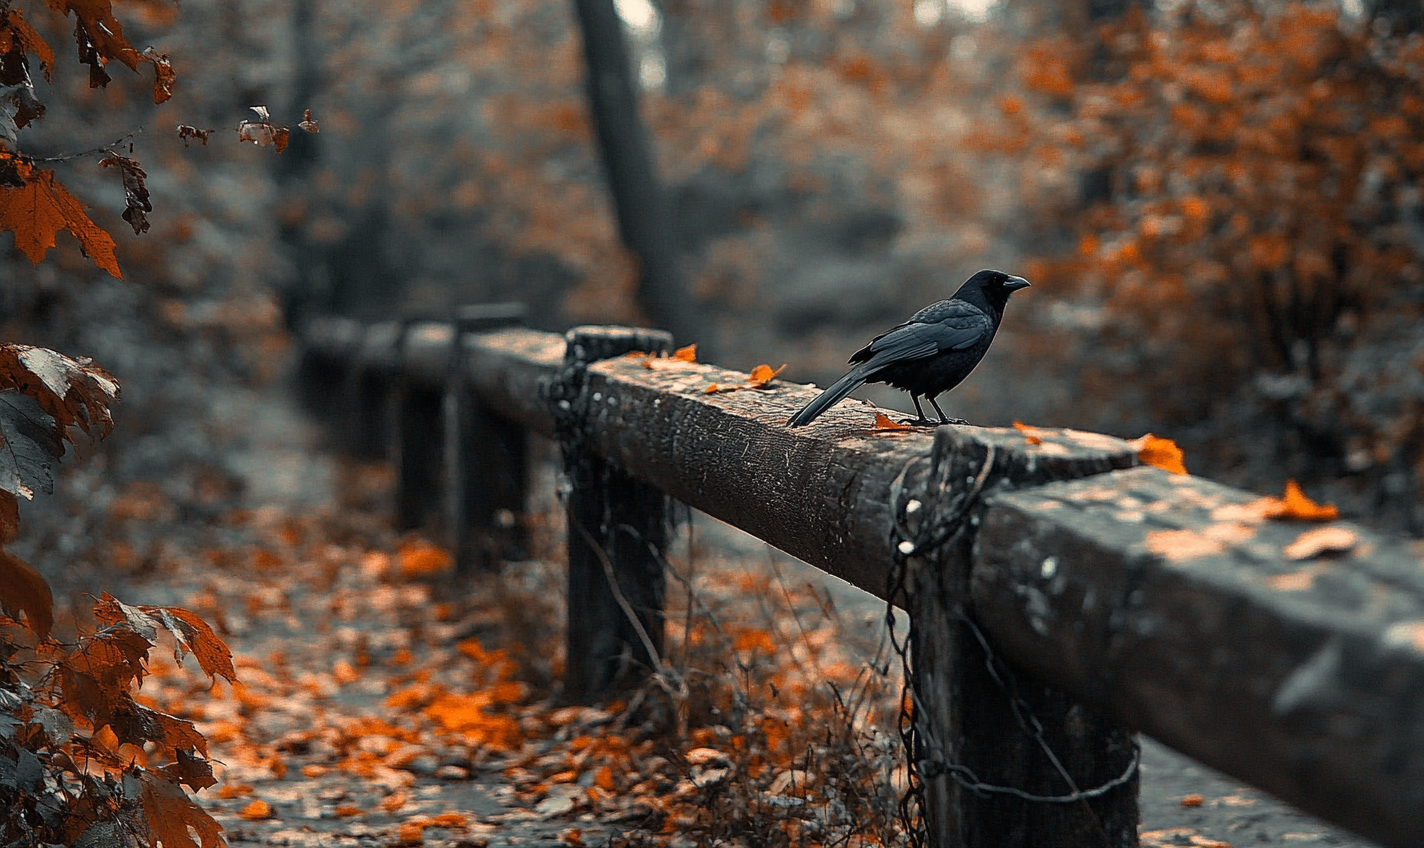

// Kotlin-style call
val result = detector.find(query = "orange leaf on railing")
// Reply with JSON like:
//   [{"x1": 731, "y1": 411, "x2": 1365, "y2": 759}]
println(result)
[
  {"x1": 1264, "y1": 480, "x2": 1338, "y2": 522},
  {"x1": 1129, "y1": 433, "x2": 1187, "y2": 475}
]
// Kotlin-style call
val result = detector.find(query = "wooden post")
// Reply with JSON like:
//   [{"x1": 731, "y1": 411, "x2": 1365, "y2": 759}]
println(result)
[
  {"x1": 348, "y1": 321, "x2": 401, "y2": 461},
  {"x1": 905, "y1": 427, "x2": 1139, "y2": 848},
  {"x1": 446, "y1": 304, "x2": 530, "y2": 573},
  {"x1": 554, "y1": 325, "x2": 673, "y2": 702},
  {"x1": 396, "y1": 318, "x2": 451, "y2": 533}
]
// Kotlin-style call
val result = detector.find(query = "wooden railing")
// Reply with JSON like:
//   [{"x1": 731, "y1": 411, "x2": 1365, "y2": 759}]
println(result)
[{"x1": 296, "y1": 307, "x2": 1424, "y2": 848}]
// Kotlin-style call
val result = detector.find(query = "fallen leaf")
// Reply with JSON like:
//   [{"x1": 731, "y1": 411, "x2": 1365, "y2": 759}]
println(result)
[
  {"x1": 1263, "y1": 480, "x2": 1338, "y2": 522},
  {"x1": 1181, "y1": 793, "x2": 1204, "y2": 807},
  {"x1": 298, "y1": 108, "x2": 319, "y2": 133},
  {"x1": 1283, "y1": 527, "x2": 1357, "y2": 561},
  {"x1": 747, "y1": 363, "x2": 786, "y2": 386},
  {"x1": 1130, "y1": 433, "x2": 1187, "y2": 475},
  {"x1": 872, "y1": 412, "x2": 910, "y2": 431},
  {"x1": 673, "y1": 344, "x2": 696, "y2": 362},
  {"x1": 237, "y1": 799, "x2": 273, "y2": 820},
  {"x1": 1012, "y1": 420, "x2": 1044, "y2": 445},
  {"x1": 703, "y1": 383, "x2": 719, "y2": 393},
  {"x1": 398, "y1": 541, "x2": 452, "y2": 576}
]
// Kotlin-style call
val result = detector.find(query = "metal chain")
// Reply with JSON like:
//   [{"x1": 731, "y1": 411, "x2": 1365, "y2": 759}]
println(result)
[{"x1": 885, "y1": 446, "x2": 1138, "y2": 846}]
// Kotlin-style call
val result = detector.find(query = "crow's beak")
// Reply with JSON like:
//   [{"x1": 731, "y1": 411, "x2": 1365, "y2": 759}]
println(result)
[{"x1": 1004, "y1": 276, "x2": 1031, "y2": 291}]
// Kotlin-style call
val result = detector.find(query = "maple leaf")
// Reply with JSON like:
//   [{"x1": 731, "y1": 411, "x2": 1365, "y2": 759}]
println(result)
[
  {"x1": 0, "y1": 168, "x2": 120, "y2": 276},
  {"x1": 133, "y1": 769, "x2": 226, "y2": 848},
  {"x1": 0, "y1": 344, "x2": 121, "y2": 449},
  {"x1": 99, "y1": 153, "x2": 151, "y2": 235},
  {"x1": 45, "y1": 0, "x2": 143, "y2": 84},
  {"x1": 1128, "y1": 433, "x2": 1188, "y2": 475},
  {"x1": 141, "y1": 46, "x2": 173, "y2": 104},
  {"x1": 93, "y1": 594, "x2": 236, "y2": 682},
  {"x1": 0, "y1": 9, "x2": 55, "y2": 82},
  {"x1": 160, "y1": 748, "x2": 217, "y2": 792},
  {"x1": 872, "y1": 412, "x2": 910, "y2": 431},
  {"x1": 1263, "y1": 479, "x2": 1338, "y2": 522},
  {"x1": 0, "y1": 547, "x2": 53, "y2": 638}
]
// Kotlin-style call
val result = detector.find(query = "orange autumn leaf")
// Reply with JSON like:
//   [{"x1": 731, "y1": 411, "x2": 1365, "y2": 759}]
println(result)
[
  {"x1": 381, "y1": 792, "x2": 408, "y2": 813},
  {"x1": 333, "y1": 658, "x2": 360, "y2": 684},
  {"x1": 1130, "y1": 433, "x2": 1188, "y2": 475},
  {"x1": 673, "y1": 344, "x2": 697, "y2": 362},
  {"x1": 429, "y1": 812, "x2": 468, "y2": 828},
  {"x1": 0, "y1": 169, "x2": 120, "y2": 277},
  {"x1": 237, "y1": 799, "x2": 273, "y2": 820},
  {"x1": 1264, "y1": 480, "x2": 1339, "y2": 522},
  {"x1": 872, "y1": 412, "x2": 910, "y2": 431},
  {"x1": 397, "y1": 541, "x2": 452, "y2": 576},
  {"x1": 395, "y1": 821, "x2": 425, "y2": 845},
  {"x1": 703, "y1": 383, "x2": 719, "y2": 393},
  {"x1": 1181, "y1": 793, "x2": 1204, "y2": 807},
  {"x1": 747, "y1": 363, "x2": 787, "y2": 386},
  {"x1": 1012, "y1": 420, "x2": 1044, "y2": 445},
  {"x1": 334, "y1": 805, "x2": 362, "y2": 817},
  {"x1": 0, "y1": 549, "x2": 53, "y2": 639}
]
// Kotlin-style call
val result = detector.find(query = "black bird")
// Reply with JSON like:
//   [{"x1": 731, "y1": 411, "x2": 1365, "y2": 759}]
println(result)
[{"x1": 785, "y1": 269, "x2": 1030, "y2": 427}]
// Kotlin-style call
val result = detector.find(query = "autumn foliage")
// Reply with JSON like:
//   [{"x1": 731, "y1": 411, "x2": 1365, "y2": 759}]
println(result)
[
  {"x1": 1006, "y1": 1, "x2": 1424, "y2": 525},
  {"x1": 1, "y1": 341, "x2": 234, "y2": 847}
]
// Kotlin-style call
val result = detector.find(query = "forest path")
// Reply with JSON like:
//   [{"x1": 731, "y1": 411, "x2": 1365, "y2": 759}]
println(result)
[{"x1": 109, "y1": 380, "x2": 1378, "y2": 848}]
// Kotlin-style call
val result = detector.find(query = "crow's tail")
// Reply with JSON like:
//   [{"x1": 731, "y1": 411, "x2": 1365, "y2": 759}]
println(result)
[{"x1": 786, "y1": 365, "x2": 874, "y2": 427}]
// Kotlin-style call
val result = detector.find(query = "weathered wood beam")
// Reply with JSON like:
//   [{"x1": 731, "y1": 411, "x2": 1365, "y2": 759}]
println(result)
[
  {"x1": 299, "y1": 323, "x2": 1424, "y2": 846},
  {"x1": 974, "y1": 467, "x2": 1424, "y2": 847}
]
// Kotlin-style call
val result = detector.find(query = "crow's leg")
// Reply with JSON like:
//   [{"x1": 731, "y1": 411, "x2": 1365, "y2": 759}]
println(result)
[
  {"x1": 928, "y1": 395, "x2": 968, "y2": 426},
  {"x1": 900, "y1": 395, "x2": 938, "y2": 427}
]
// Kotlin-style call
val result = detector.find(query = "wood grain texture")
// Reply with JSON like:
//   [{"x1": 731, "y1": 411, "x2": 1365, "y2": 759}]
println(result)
[{"x1": 974, "y1": 466, "x2": 1424, "y2": 847}]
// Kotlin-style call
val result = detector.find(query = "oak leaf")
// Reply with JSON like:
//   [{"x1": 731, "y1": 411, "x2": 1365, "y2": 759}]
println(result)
[{"x1": 0, "y1": 169, "x2": 120, "y2": 276}]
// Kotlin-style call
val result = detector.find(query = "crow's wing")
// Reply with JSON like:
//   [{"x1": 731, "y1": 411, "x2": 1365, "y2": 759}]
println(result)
[{"x1": 850, "y1": 300, "x2": 992, "y2": 366}]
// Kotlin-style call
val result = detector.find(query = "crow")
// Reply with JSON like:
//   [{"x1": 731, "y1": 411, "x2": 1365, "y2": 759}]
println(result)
[{"x1": 785, "y1": 270, "x2": 1030, "y2": 428}]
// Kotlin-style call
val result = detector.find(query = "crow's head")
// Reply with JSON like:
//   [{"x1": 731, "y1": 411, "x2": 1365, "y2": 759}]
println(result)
[{"x1": 958, "y1": 269, "x2": 1031, "y2": 315}]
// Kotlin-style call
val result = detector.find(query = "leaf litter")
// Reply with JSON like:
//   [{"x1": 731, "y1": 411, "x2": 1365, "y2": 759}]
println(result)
[{"x1": 115, "y1": 462, "x2": 909, "y2": 848}]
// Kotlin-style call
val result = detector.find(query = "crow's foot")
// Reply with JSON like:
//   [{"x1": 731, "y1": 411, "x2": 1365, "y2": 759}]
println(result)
[
  {"x1": 899, "y1": 416, "x2": 939, "y2": 427},
  {"x1": 937, "y1": 417, "x2": 969, "y2": 426}
]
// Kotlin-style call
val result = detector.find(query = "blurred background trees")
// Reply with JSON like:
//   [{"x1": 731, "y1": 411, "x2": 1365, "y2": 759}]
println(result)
[{"x1": 2, "y1": 0, "x2": 1421, "y2": 538}]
